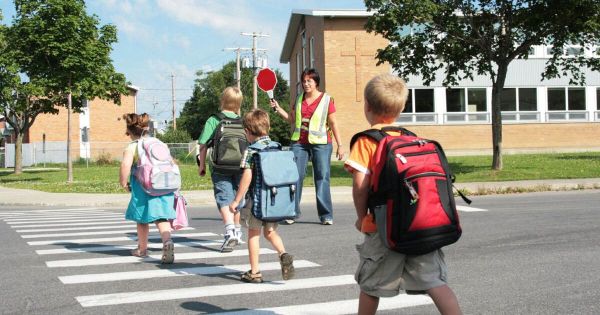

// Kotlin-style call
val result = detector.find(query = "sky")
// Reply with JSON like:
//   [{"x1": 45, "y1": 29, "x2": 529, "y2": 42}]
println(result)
[{"x1": 0, "y1": 0, "x2": 366, "y2": 127}]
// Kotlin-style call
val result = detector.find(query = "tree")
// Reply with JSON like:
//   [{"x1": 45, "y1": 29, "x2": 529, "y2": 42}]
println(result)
[
  {"x1": 9, "y1": 0, "x2": 128, "y2": 182},
  {"x1": 0, "y1": 9, "x2": 57, "y2": 175},
  {"x1": 179, "y1": 61, "x2": 291, "y2": 145},
  {"x1": 365, "y1": 0, "x2": 600, "y2": 170}
]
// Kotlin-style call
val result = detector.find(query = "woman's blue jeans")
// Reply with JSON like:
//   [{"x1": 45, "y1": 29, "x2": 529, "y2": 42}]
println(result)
[{"x1": 290, "y1": 142, "x2": 333, "y2": 222}]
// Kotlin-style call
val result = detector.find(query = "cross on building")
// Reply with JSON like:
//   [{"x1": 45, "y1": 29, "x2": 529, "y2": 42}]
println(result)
[{"x1": 341, "y1": 37, "x2": 376, "y2": 102}]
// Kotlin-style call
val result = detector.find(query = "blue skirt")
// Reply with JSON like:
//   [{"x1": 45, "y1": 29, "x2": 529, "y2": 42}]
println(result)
[{"x1": 125, "y1": 176, "x2": 176, "y2": 224}]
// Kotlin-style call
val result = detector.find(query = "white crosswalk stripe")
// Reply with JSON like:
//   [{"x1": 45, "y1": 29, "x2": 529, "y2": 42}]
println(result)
[
  {"x1": 59, "y1": 260, "x2": 320, "y2": 284},
  {"x1": 210, "y1": 296, "x2": 434, "y2": 315},
  {"x1": 4, "y1": 207, "x2": 440, "y2": 313},
  {"x1": 27, "y1": 232, "x2": 216, "y2": 245}
]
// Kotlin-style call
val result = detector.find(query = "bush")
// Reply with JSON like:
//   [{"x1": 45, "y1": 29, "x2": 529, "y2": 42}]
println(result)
[
  {"x1": 95, "y1": 152, "x2": 117, "y2": 166},
  {"x1": 156, "y1": 129, "x2": 192, "y2": 144}
]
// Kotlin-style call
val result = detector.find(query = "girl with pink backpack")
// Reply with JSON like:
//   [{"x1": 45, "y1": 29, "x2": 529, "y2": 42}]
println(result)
[{"x1": 119, "y1": 113, "x2": 175, "y2": 264}]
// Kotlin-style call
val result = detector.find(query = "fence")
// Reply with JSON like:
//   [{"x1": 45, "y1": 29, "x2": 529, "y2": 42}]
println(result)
[{"x1": 3, "y1": 141, "x2": 197, "y2": 168}]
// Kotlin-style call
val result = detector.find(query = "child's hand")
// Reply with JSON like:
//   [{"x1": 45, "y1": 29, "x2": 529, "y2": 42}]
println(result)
[
  {"x1": 229, "y1": 200, "x2": 239, "y2": 213},
  {"x1": 198, "y1": 165, "x2": 206, "y2": 177}
]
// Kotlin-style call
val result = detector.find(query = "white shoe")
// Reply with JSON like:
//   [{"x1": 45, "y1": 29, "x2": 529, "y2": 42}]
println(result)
[
  {"x1": 220, "y1": 232, "x2": 237, "y2": 253},
  {"x1": 235, "y1": 230, "x2": 245, "y2": 244}
]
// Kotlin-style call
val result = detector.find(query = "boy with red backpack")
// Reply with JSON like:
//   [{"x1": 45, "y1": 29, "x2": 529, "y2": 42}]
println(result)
[{"x1": 344, "y1": 74, "x2": 462, "y2": 315}]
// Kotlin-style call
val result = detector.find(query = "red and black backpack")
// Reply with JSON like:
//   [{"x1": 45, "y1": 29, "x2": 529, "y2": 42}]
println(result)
[{"x1": 350, "y1": 126, "x2": 471, "y2": 255}]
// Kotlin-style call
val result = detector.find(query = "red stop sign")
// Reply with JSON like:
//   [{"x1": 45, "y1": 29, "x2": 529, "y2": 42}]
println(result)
[{"x1": 257, "y1": 68, "x2": 277, "y2": 99}]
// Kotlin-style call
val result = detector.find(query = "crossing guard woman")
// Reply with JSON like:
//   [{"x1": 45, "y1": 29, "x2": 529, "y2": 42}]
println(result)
[{"x1": 270, "y1": 68, "x2": 345, "y2": 225}]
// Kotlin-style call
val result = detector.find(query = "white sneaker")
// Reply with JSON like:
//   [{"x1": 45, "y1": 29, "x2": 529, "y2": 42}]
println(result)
[
  {"x1": 235, "y1": 230, "x2": 245, "y2": 244},
  {"x1": 220, "y1": 232, "x2": 237, "y2": 253}
]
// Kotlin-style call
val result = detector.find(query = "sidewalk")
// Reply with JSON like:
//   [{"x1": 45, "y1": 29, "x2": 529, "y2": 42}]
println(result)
[{"x1": 0, "y1": 178, "x2": 599, "y2": 207}]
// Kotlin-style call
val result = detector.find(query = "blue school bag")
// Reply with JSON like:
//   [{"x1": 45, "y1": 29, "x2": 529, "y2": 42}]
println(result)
[{"x1": 249, "y1": 141, "x2": 299, "y2": 222}]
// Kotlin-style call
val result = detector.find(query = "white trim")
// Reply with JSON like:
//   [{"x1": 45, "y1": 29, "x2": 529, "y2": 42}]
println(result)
[{"x1": 344, "y1": 160, "x2": 369, "y2": 174}]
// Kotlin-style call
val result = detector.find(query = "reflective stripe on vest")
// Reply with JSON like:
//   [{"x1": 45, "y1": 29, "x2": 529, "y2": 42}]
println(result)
[{"x1": 291, "y1": 93, "x2": 331, "y2": 144}]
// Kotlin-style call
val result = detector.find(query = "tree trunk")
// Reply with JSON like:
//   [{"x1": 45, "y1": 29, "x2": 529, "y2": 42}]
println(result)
[
  {"x1": 491, "y1": 63, "x2": 509, "y2": 170},
  {"x1": 14, "y1": 130, "x2": 23, "y2": 175},
  {"x1": 66, "y1": 91, "x2": 73, "y2": 183}
]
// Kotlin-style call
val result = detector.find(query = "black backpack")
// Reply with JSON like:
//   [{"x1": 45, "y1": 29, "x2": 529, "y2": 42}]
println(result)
[{"x1": 206, "y1": 112, "x2": 248, "y2": 175}]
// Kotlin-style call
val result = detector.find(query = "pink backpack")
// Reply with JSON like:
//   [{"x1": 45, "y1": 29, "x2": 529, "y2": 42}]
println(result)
[
  {"x1": 170, "y1": 192, "x2": 189, "y2": 230},
  {"x1": 135, "y1": 137, "x2": 181, "y2": 196}
]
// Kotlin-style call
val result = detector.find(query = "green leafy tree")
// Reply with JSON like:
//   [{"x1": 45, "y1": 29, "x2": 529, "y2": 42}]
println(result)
[
  {"x1": 156, "y1": 127, "x2": 192, "y2": 144},
  {"x1": 9, "y1": 0, "x2": 128, "y2": 182},
  {"x1": 0, "y1": 9, "x2": 57, "y2": 174},
  {"x1": 179, "y1": 61, "x2": 291, "y2": 145},
  {"x1": 365, "y1": 0, "x2": 600, "y2": 170}
]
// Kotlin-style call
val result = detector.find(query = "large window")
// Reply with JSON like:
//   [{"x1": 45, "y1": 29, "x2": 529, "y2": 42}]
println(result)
[
  {"x1": 501, "y1": 88, "x2": 538, "y2": 121},
  {"x1": 548, "y1": 87, "x2": 586, "y2": 110},
  {"x1": 445, "y1": 88, "x2": 487, "y2": 122},
  {"x1": 446, "y1": 88, "x2": 486, "y2": 112},
  {"x1": 547, "y1": 87, "x2": 587, "y2": 121},
  {"x1": 399, "y1": 89, "x2": 435, "y2": 123}
]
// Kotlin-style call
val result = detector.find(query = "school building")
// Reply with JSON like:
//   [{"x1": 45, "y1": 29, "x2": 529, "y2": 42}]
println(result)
[
  {"x1": 3, "y1": 86, "x2": 138, "y2": 167},
  {"x1": 279, "y1": 9, "x2": 600, "y2": 154}
]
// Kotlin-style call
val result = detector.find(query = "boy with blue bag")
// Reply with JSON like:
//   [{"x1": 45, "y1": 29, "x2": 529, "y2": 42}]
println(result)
[{"x1": 229, "y1": 109, "x2": 296, "y2": 283}]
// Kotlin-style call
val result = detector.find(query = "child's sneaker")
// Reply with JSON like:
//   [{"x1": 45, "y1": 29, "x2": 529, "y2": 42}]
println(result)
[
  {"x1": 161, "y1": 240, "x2": 174, "y2": 264},
  {"x1": 280, "y1": 253, "x2": 295, "y2": 280},
  {"x1": 240, "y1": 270, "x2": 263, "y2": 283},
  {"x1": 235, "y1": 229, "x2": 244, "y2": 245},
  {"x1": 220, "y1": 233, "x2": 237, "y2": 253}
]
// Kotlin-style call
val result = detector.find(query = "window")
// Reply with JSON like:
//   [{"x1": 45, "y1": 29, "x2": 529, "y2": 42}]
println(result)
[
  {"x1": 301, "y1": 31, "x2": 306, "y2": 70},
  {"x1": 548, "y1": 87, "x2": 586, "y2": 110},
  {"x1": 501, "y1": 88, "x2": 537, "y2": 112},
  {"x1": 296, "y1": 53, "x2": 302, "y2": 94},
  {"x1": 597, "y1": 88, "x2": 600, "y2": 110},
  {"x1": 446, "y1": 88, "x2": 486, "y2": 112},
  {"x1": 400, "y1": 89, "x2": 436, "y2": 123},
  {"x1": 309, "y1": 36, "x2": 315, "y2": 69},
  {"x1": 547, "y1": 87, "x2": 587, "y2": 121}
]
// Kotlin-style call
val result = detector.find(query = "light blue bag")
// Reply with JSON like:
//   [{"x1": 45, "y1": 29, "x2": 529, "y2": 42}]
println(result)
[{"x1": 249, "y1": 141, "x2": 299, "y2": 222}]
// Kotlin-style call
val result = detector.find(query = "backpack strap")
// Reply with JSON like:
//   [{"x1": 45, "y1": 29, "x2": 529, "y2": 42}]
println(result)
[{"x1": 350, "y1": 127, "x2": 417, "y2": 149}]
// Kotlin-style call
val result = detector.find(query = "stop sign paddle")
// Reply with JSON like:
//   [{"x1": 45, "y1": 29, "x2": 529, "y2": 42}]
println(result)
[{"x1": 257, "y1": 68, "x2": 277, "y2": 100}]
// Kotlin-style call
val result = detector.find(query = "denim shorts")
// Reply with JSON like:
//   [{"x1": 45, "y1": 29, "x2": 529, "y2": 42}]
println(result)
[{"x1": 211, "y1": 172, "x2": 241, "y2": 210}]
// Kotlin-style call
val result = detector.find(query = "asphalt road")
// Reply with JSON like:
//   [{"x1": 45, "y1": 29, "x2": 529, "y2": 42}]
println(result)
[{"x1": 0, "y1": 190, "x2": 599, "y2": 314}]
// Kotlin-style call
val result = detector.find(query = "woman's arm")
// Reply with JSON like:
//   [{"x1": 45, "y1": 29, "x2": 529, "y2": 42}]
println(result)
[
  {"x1": 119, "y1": 149, "x2": 134, "y2": 192},
  {"x1": 270, "y1": 99, "x2": 295, "y2": 125},
  {"x1": 328, "y1": 112, "x2": 345, "y2": 160}
]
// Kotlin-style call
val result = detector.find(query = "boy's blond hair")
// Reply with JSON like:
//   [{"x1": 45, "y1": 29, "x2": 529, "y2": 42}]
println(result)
[
  {"x1": 243, "y1": 109, "x2": 270, "y2": 137},
  {"x1": 220, "y1": 86, "x2": 243, "y2": 112},
  {"x1": 364, "y1": 74, "x2": 408, "y2": 119}
]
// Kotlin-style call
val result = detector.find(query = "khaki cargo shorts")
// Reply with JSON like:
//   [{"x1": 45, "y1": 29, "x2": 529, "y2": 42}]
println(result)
[
  {"x1": 240, "y1": 199, "x2": 278, "y2": 231},
  {"x1": 355, "y1": 232, "x2": 448, "y2": 297}
]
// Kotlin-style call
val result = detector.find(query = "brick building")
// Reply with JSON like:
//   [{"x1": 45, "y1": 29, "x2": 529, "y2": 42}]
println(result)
[
  {"x1": 279, "y1": 9, "x2": 600, "y2": 154},
  {"x1": 3, "y1": 86, "x2": 138, "y2": 166}
]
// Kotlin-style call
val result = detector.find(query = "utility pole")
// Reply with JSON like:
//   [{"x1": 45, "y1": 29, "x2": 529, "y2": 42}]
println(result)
[
  {"x1": 224, "y1": 47, "x2": 251, "y2": 89},
  {"x1": 241, "y1": 32, "x2": 269, "y2": 109},
  {"x1": 171, "y1": 73, "x2": 176, "y2": 130}
]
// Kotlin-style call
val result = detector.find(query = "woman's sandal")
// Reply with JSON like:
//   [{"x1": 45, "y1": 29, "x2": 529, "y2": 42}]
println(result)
[
  {"x1": 131, "y1": 247, "x2": 148, "y2": 257},
  {"x1": 241, "y1": 270, "x2": 263, "y2": 283}
]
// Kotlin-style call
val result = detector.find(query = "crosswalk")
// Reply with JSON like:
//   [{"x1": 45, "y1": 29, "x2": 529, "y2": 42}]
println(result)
[{"x1": 0, "y1": 207, "x2": 437, "y2": 313}]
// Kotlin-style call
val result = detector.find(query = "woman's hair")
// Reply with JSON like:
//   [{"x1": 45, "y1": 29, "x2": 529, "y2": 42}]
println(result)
[
  {"x1": 243, "y1": 109, "x2": 270, "y2": 137},
  {"x1": 364, "y1": 74, "x2": 408, "y2": 119},
  {"x1": 301, "y1": 68, "x2": 320, "y2": 87},
  {"x1": 220, "y1": 86, "x2": 243, "y2": 112},
  {"x1": 122, "y1": 113, "x2": 150, "y2": 137}
]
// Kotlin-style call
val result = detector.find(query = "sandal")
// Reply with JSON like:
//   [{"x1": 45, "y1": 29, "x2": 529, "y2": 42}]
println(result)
[
  {"x1": 241, "y1": 270, "x2": 263, "y2": 283},
  {"x1": 131, "y1": 247, "x2": 148, "y2": 257},
  {"x1": 161, "y1": 240, "x2": 174, "y2": 264},
  {"x1": 280, "y1": 253, "x2": 295, "y2": 280}
]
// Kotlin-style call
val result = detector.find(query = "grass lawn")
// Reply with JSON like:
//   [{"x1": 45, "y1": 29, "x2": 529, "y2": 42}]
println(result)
[{"x1": 1, "y1": 151, "x2": 600, "y2": 193}]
